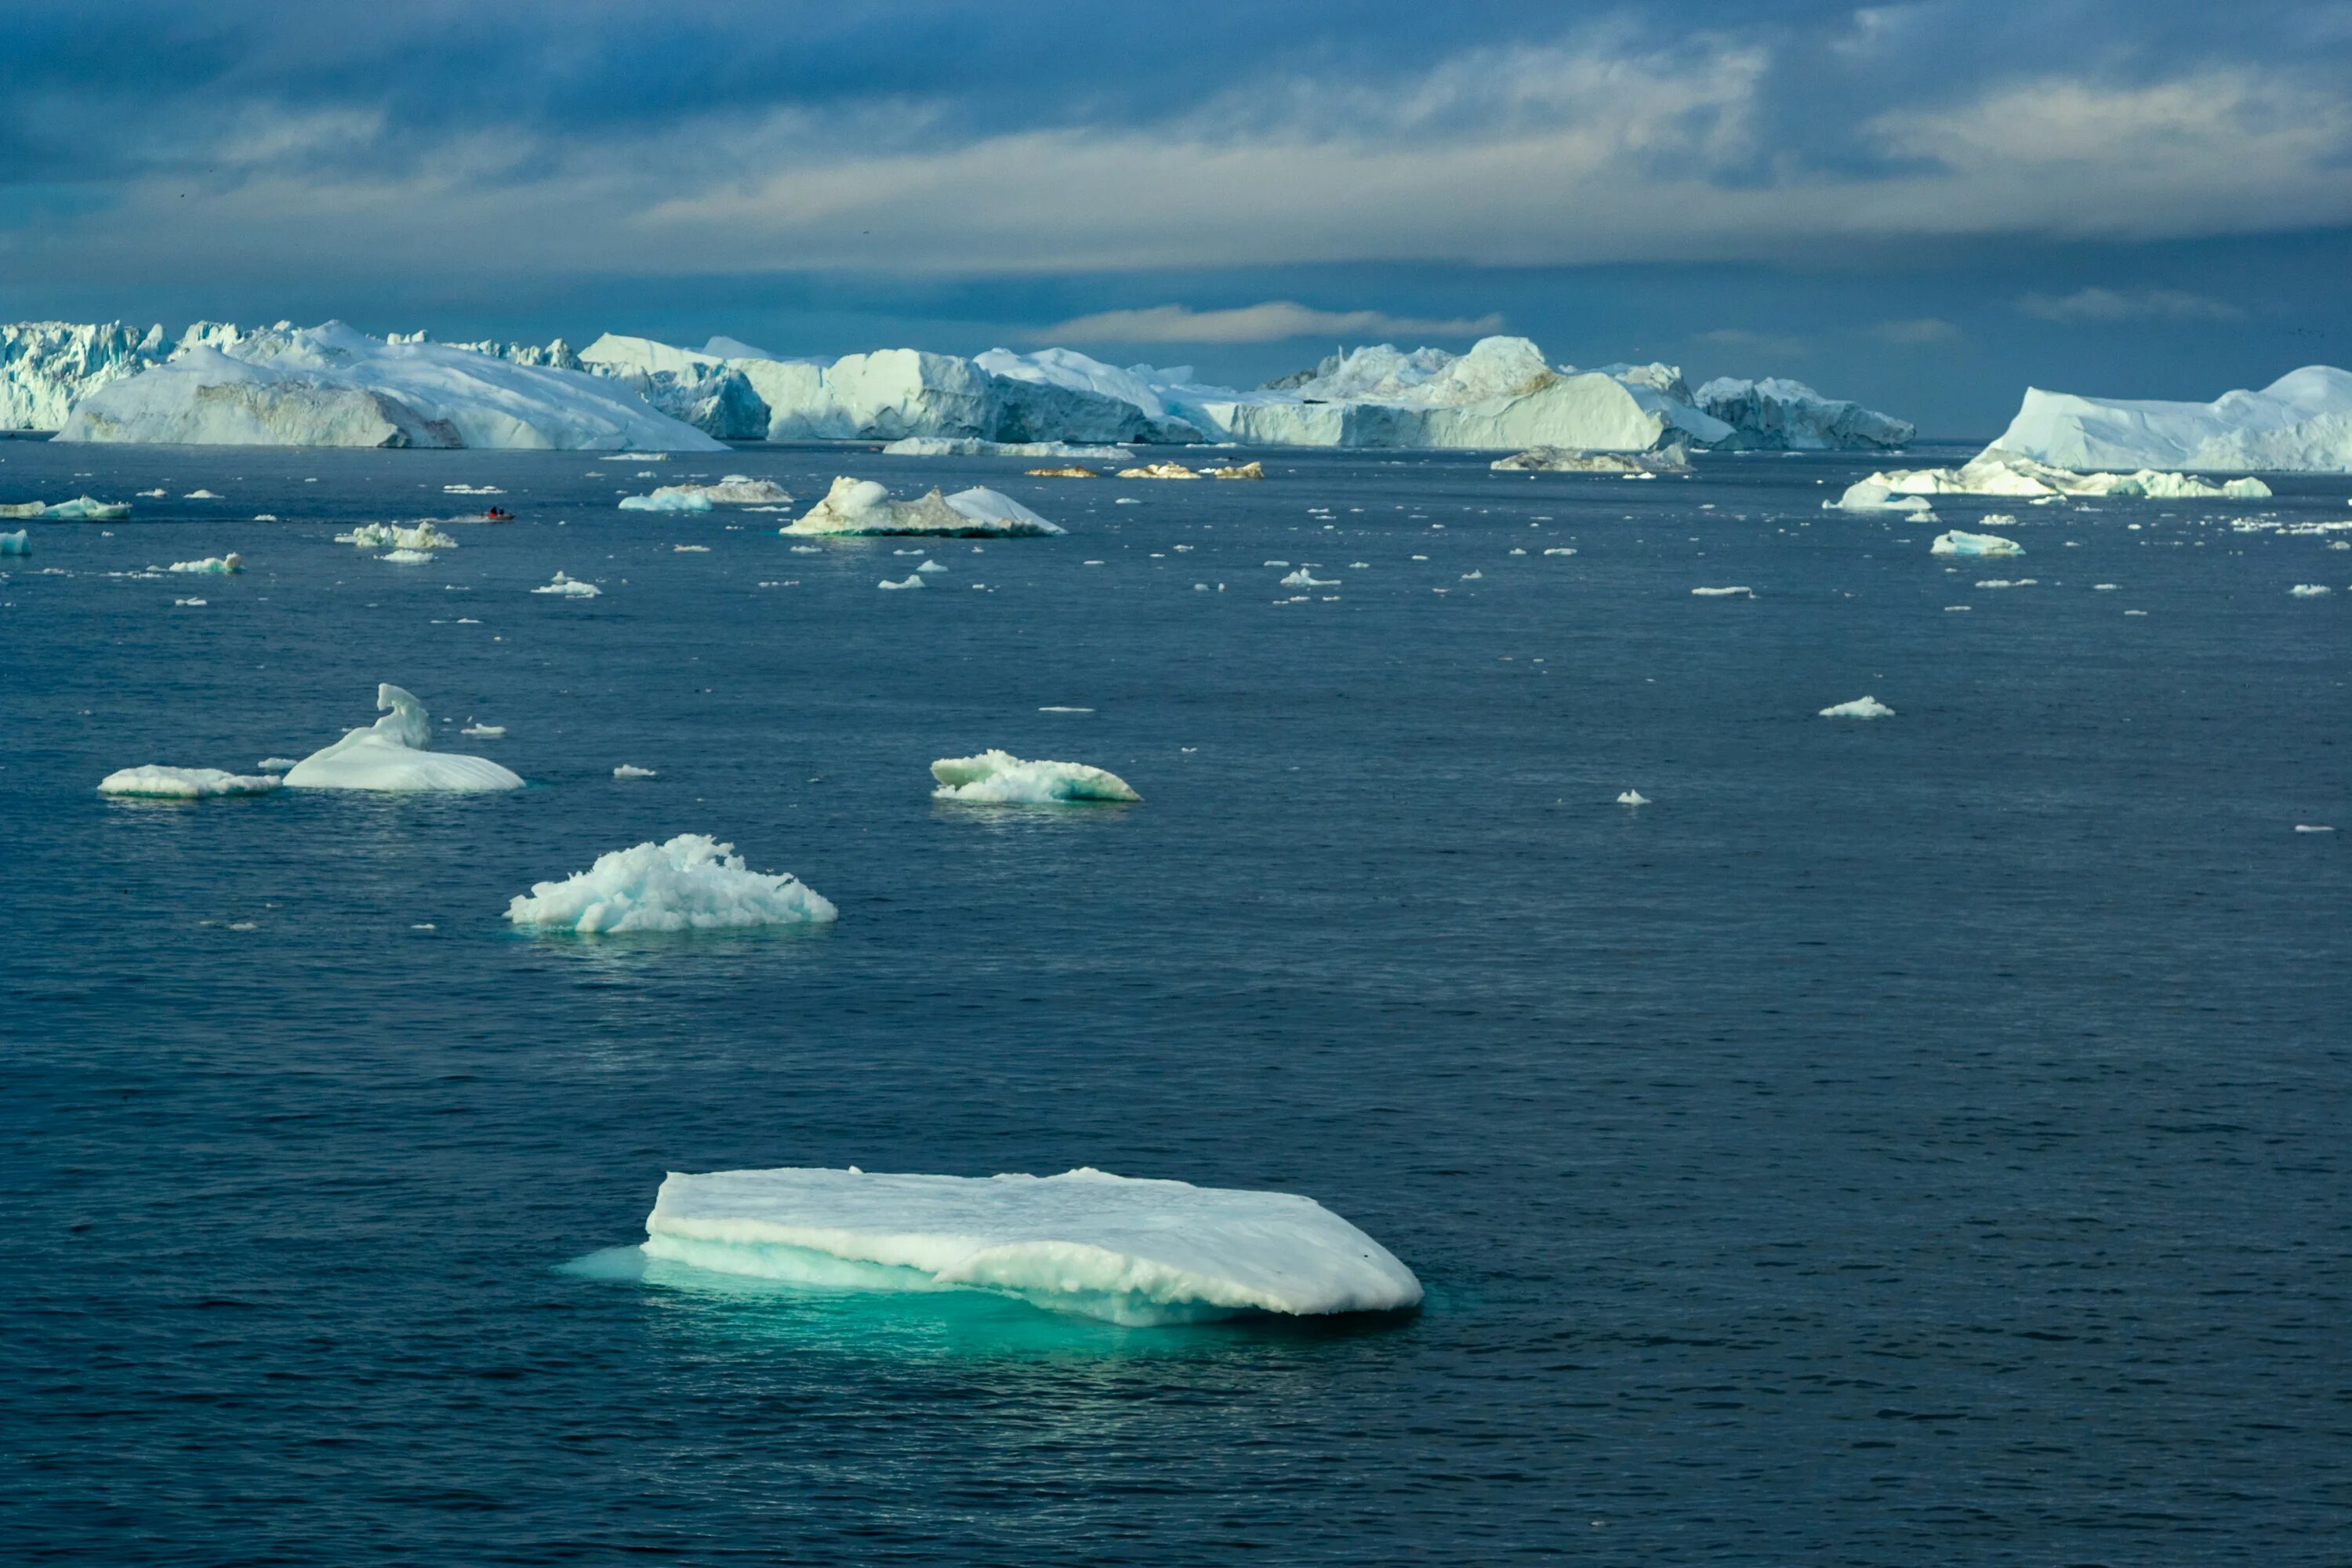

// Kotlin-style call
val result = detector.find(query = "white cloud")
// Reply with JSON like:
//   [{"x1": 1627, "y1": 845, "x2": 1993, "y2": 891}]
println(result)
[
  {"x1": 1868, "y1": 317, "x2": 1959, "y2": 344},
  {"x1": 1692, "y1": 327, "x2": 1808, "y2": 359},
  {"x1": 1032, "y1": 302, "x2": 1504, "y2": 343},
  {"x1": 2016, "y1": 287, "x2": 2244, "y2": 323}
]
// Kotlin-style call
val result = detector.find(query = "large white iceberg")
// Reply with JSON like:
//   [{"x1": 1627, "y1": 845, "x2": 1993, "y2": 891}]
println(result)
[
  {"x1": 1694, "y1": 376, "x2": 1915, "y2": 450},
  {"x1": 98, "y1": 764, "x2": 281, "y2": 798},
  {"x1": 786, "y1": 477, "x2": 1064, "y2": 537},
  {"x1": 639, "y1": 1165, "x2": 1422, "y2": 1325},
  {"x1": 931, "y1": 750, "x2": 1140, "y2": 804},
  {"x1": 1993, "y1": 366, "x2": 2352, "y2": 473},
  {"x1": 282, "y1": 684, "x2": 524, "y2": 792},
  {"x1": 61, "y1": 322, "x2": 723, "y2": 451},
  {"x1": 506, "y1": 833, "x2": 837, "y2": 932},
  {"x1": 1837, "y1": 447, "x2": 2271, "y2": 508},
  {"x1": 2, "y1": 321, "x2": 169, "y2": 430}
]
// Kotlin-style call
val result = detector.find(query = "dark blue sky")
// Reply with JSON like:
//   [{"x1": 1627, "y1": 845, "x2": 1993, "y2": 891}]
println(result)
[{"x1": 2, "y1": 0, "x2": 2347, "y2": 434}]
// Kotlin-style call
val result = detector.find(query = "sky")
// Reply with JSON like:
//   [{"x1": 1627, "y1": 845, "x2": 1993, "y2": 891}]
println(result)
[{"x1": 2, "y1": 0, "x2": 2347, "y2": 435}]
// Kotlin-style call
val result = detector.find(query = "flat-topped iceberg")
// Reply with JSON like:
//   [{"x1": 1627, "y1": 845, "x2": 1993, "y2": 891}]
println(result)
[
  {"x1": 98, "y1": 764, "x2": 281, "y2": 798},
  {"x1": 282, "y1": 684, "x2": 524, "y2": 792},
  {"x1": 639, "y1": 1165, "x2": 1422, "y2": 1325},
  {"x1": 786, "y1": 477, "x2": 1063, "y2": 537},
  {"x1": 1931, "y1": 530, "x2": 2023, "y2": 557},
  {"x1": 506, "y1": 833, "x2": 837, "y2": 932},
  {"x1": 1993, "y1": 365, "x2": 2352, "y2": 473},
  {"x1": 880, "y1": 437, "x2": 1133, "y2": 460},
  {"x1": 931, "y1": 750, "x2": 1140, "y2": 804},
  {"x1": 618, "y1": 486, "x2": 713, "y2": 514},
  {"x1": 1842, "y1": 446, "x2": 2270, "y2": 504},
  {"x1": 60, "y1": 321, "x2": 723, "y2": 451}
]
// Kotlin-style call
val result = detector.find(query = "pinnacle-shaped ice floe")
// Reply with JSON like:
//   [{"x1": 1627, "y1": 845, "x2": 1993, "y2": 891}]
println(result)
[
  {"x1": 506, "y1": 833, "x2": 837, "y2": 932},
  {"x1": 638, "y1": 1166, "x2": 1422, "y2": 1325},
  {"x1": 98, "y1": 765, "x2": 281, "y2": 798},
  {"x1": 786, "y1": 477, "x2": 1063, "y2": 536},
  {"x1": 931, "y1": 750, "x2": 1140, "y2": 804},
  {"x1": 282, "y1": 684, "x2": 523, "y2": 792}
]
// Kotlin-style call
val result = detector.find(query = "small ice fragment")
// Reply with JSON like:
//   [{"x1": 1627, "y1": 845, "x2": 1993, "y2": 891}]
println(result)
[
  {"x1": 258, "y1": 757, "x2": 299, "y2": 771},
  {"x1": 2293, "y1": 824, "x2": 2334, "y2": 833},
  {"x1": 878, "y1": 574, "x2": 925, "y2": 590},
  {"x1": 532, "y1": 572, "x2": 601, "y2": 597},
  {"x1": 931, "y1": 750, "x2": 1139, "y2": 804},
  {"x1": 1461, "y1": 570, "x2": 1482, "y2": 580},
  {"x1": 1932, "y1": 530, "x2": 2024, "y2": 557},
  {"x1": 506, "y1": 834, "x2": 836, "y2": 933},
  {"x1": 2288, "y1": 584, "x2": 2332, "y2": 597},
  {"x1": 1037, "y1": 706, "x2": 1094, "y2": 713},
  {"x1": 915, "y1": 559, "x2": 946, "y2": 573},
  {"x1": 613, "y1": 764, "x2": 657, "y2": 779},
  {"x1": 183, "y1": 489, "x2": 222, "y2": 499},
  {"x1": 1819, "y1": 695, "x2": 1895, "y2": 720},
  {"x1": 1617, "y1": 789, "x2": 1650, "y2": 806},
  {"x1": 673, "y1": 543, "x2": 710, "y2": 553},
  {"x1": 460, "y1": 724, "x2": 505, "y2": 739},
  {"x1": 1690, "y1": 586, "x2": 1751, "y2": 597},
  {"x1": 1542, "y1": 547, "x2": 1576, "y2": 556}
]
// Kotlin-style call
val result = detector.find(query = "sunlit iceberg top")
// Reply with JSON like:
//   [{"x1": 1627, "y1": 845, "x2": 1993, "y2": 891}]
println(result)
[
  {"x1": 642, "y1": 1166, "x2": 1422, "y2": 1324},
  {"x1": 1994, "y1": 365, "x2": 2352, "y2": 474}
]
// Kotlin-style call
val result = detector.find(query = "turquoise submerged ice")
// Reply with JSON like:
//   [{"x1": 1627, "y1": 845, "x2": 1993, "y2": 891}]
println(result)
[{"x1": 641, "y1": 1167, "x2": 1423, "y2": 1326}]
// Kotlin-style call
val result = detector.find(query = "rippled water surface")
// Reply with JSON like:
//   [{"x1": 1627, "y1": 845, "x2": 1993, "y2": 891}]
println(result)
[{"x1": 4, "y1": 438, "x2": 2348, "y2": 1564}]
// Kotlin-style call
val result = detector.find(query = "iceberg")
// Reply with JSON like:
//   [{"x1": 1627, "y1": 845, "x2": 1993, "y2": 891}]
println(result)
[
  {"x1": 1851, "y1": 445, "x2": 2274, "y2": 502},
  {"x1": 931, "y1": 750, "x2": 1140, "y2": 804},
  {"x1": 1208, "y1": 461, "x2": 1264, "y2": 480},
  {"x1": 1694, "y1": 377, "x2": 1915, "y2": 450},
  {"x1": 379, "y1": 548, "x2": 435, "y2": 564},
  {"x1": 1617, "y1": 789, "x2": 1650, "y2": 805},
  {"x1": 618, "y1": 487, "x2": 714, "y2": 514},
  {"x1": 0, "y1": 495, "x2": 132, "y2": 521},
  {"x1": 1930, "y1": 530, "x2": 2024, "y2": 558},
  {"x1": 1279, "y1": 568, "x2": 1338, "y2": 588},
  {"x1": 167, "y1": 554, "x2": 243, "y2": 574},
  {"x1": 1820, "y1": 695, "x2": 1896, "y2": 720},
  {"x1": 2, "y1": 320, "x2": 169, "y2": 430},
  {"x1": 60, "y1": 321, "x2": 724, "y2": 451},
  {"x1": 612, "y1": 764, "x2": 658, "y2": 778},
  {"x1": 1691, "y1": 585, "x2": 1753, "y2": 597},
  {"x1": 786, "y1": 477, "x2": 1064, "y2": 537},
  {"x1": 1492, "y1": 442, "x2": 1690, "y2": 474},
  {"x1": 2289, "y1": 584, "x2": 2334, "y2": 597},
  {"x1": 532, "y1": 572, "x2": 601, "y2": 597},
  {"x1": 98, "y1": 764, "x2": 281, "y2": 798},
  {"x1": 880, "y1": 437, "x2": 1133, "y2": 460},
  {"x1": 337, "y1": 521, "x2": 456, "y2": 550},
  {"x1": 878, "y1": 574, "x2": 925, "y2": 590},
  {"x1": 506, "y1": 833, "x2": 837, "y2": 932},
  {"x1": 0, "y1": 530, "x2": 27, "y2": 555},
  {"x1": 639, "y1": 1165, "x2": 1421, "y2": 1324},
  {"x1": 1992, "y1": 366, "x2": 2352, "y2": 473},
  {"x1": 1026, "y1": 466, "x2": 1098, "y2": 478},
  {"x1": 281, "y1": 684, "x2": 524, "y2": 792},
  {"x1": 1117, "y1": 462, "x2": 1200, "y2": 480}
]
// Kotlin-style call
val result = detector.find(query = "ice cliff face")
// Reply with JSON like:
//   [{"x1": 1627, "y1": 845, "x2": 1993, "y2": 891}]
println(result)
[
  {"x1": 1695, "y1": 376, "x2": 1915, "y2": 451},
  {"x1": 60, "y1": 322, "x2": 722, "y2": 450},
  {"x1": 1991, "y1": 366, "x2": 2352, "y2": 473},
  {"x1": 2, "y1": 321, "x2": 170, "y2": 430}
]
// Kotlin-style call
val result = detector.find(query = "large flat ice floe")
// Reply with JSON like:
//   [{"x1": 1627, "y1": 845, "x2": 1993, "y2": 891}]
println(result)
[
  {"x1": 640, "y1": 1166, "x2": 1423, "y2": 1325},
  {"x1": 98, "y1": 764, "x2": 281, "y2": 798},
  {"x1": 60, "y1": 321, "x2": 724, "y2": 451},
  {"x1": 506, "y1": 833, "x2": 837, "y2": 932},
  {"x1": 1838, "y1": 447, "x2": 2274, "y2": 511},
  {"x1": 931, "y1": 750, "x2": 1140, "y2": 804},
  {"x1": 1930, "y1": 530, "x2": 2023, "y2": 558},
  {"x1": 786, "y1": 477, "x2": 1064, "y2": 537},
  {"x1": 282, "y1": 684, "x2": 524, "y2": 792},
  {"x1": 0, "y1": 495, "x2": 132, "y2": 521},
  {"x1": 1992, "y1": 365, "x2": 2352, "y2": 473}
]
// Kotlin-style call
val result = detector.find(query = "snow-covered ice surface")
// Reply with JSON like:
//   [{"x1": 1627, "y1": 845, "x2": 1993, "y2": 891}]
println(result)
[
  {"x1": 506, "y1": 833, "x2": 837, "y2": 932},
  {"x1": 97, "y1": 764, "x2": 281, "y2": 798},
  {"x1": 1993, "y1": 366, "x2": 2352, "y2": 473},
  {"x1": 881, "y1": 437, "x2": 1134, "y2": 460},
  {"x1": 640, "y1": 1166, "x2": 1421, "y2": 1325},
  {"x1": 281, "y1": 684, "x2": 524, "y2": 792},
  {"x1": 931, "y1": 750, "x2": 1141, "y2": 804},
  {"x1": 1820, "y1": 695, "x2": 1896, "y2": 720}
]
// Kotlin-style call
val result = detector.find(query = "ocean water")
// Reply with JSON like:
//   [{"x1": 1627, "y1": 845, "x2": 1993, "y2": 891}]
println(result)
[{"x1": 3, "y1": 438, "x2": 2347, "y2": 1564}]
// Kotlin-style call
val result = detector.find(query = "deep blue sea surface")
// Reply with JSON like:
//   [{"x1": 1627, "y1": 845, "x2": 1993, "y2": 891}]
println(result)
[{"x1": 3, "y1": 437, "x2": 2347, "y2": 1564}]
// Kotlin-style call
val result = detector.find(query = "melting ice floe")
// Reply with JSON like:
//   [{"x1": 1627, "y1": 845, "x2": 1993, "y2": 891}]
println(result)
[
  {"x1": 506, "y1": 833, "x2": 836, "y2": 932},
  {"x1": 878, "y1": 575, "x2": 924, "y2": 590},
  {"x1": 786, "y1": 477, "x2": 1063, "y2": 537},
  {"x1": 532, "y1": 572, "x2": 601, "y2": 597},
  {"x1": 1491, "y1": 441, "x2": 1690, "y2": 474},
  {"x1": 1835, "y1": 447, "x2": 2270, "y2": 508},
  {"x1": 618, "y1": 487, "x2": 713, "y2": 513},
  {"x1": 0, "y1": 531, "x2": 27, "y2": 554},
  {"x1": 931, "y1": 750, "x2": 1140, "y2": 804},
  {"x1": 2289, "y1": 584, "x2": 2334, "y2": 597},
  {"x1": 98, "y1": 765, "x2": 281, "y2": 798},
  {"x1": 882, "y1": 437, "x2": 1132, "y2": 459},
  {"x1": 638, "y1": 1166, "x2": 1421, "y2": 1325},
  {"x1": 1691, "y1": 585, "x2": 1752, "y2": 597},
  {"x1": 612, "y1": 764, "x2": 657, "y2": 779},
  {"x1": 1930, "y1": 530, "x2": 2023, "y2": 558},
  {"x1": 1280, "y1": 568, "x2": 1338, "y2": 588},
  {"x1": 338, "y1": 521, "x2": 456, "y2": 550},
  {"x1": 282, "y1": 684, "x2": 524, "y2": 792},
  {"x1": 1820, "y1": 695, "x2": 1896, "y2": 720},
  {"x1": 0, "y1": 495, "x2": 132, "y2": 521},
  {"x1": 1617, "y1": 789, "x2": 1650, "y2": 806},
  {"x1": 166, "y1": 554, "x2": 244, "y2": 574}
]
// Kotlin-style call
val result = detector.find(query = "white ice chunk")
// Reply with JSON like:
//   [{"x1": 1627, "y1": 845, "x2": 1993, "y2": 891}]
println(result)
[
  {"x1": 1279, "y1": 568, "x2": 1338, "y2": 588},
  {"x1": 1691, "y1": 585, "x2": 1752, "y2": 597},
  {"x1": 1617, "y1": 789, "x2": 1650, "y2": 805},
  {"x1": 532, "y1": 572, "x2": 601, "y2": 597},
  {"x1": 165, "y1": 554, "x2": 243, "y2": 575},
  {"x1": 282, "y1": 684, "x2": 524, "y2": 792},
  {"x1": 506, "y1": 833, "x2": 836, "y2": 932},
  {"x1": 613, "y1": 764, "x2": 658, "y2": 778},
  {"x1": 619, "y1": 487, "x2": 714, "y2": 513},
  {"x1": 1931, "y1": 530, "x2": 2024, "y2": 558},
  {"x1": 931, "y1": 749, "x2": 1140, "y2": 804},
  {"x1": 98, "y1": 765, "x2": 281, "y2": 798},
  {"x1": 640, "y1": 1165, "x2": 1421, "y2": 1324},
  {"x1": 786, "y1": 476, "x2": 1064, "y2": 537},
  {"x1": 2289, "y1": 584, "x2": 2334, "y2": 597},
  {"x1": 878, "y1": 574, "x2": 925, "y2": 590},
  {"x1": 1820, "y1": 695, "x2": 1896, "y2": 720}
]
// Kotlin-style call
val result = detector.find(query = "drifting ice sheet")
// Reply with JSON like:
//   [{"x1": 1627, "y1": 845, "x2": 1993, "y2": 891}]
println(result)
[
  {"x1": 1930, "y1": 530, "x2": 2024, "y2": 558},
  {"x1": 98, "y1": 765, "x2": 281, "y2": 797},
  {"x1": 640, "y1": 1165, "x2": 1423, "y2": 1325},
  {"x1": 931, "y1": 750, "x2": 1141, "y2": 803},
  {"x1": 506, "y1": 833, "x2": 837, "y2": 932}
]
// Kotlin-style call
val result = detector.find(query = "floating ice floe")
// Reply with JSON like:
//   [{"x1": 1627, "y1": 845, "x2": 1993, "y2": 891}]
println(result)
[
  {"x1": 1116, "y1": 461, "x2": 1200, "y2": 480},
  {"x1": 1617, "y1": 789, "x2": 1650, "y2": 806},
  {"x1": 613, "y1": 764, "x2": 657, "y2": 779},
  {"x1": 2296, "y1": 824, "x2": 2336, "y2": 833},
  {"x1": 460, "y1": 724, "x2": 505, "y2": 738},
  {"x1": 1820, "y1": 695, "x2": 1896, "y2": 720},
  {"x1": 1026, "y1": 465, "x2": 1098, "y2": 478},
  {"x1": 0, "y1": 530, "x2": 27, "y2": 554},
  {"x1": 1838, "y1": 446, "x2": 2270, "y2": 506},
  {"x1": 1208, "y1": 460, "x2": 1264, "y2": 480},
  {"x1": 1542, "y1": 546, "x2": 1577, "y2": 556},
  {"x1": 379, "y1": 548, "x2": 434, "y2": 565},
  {"x1": 0, "y1": 495, "x2": 132, "y2": 521},
  {"x1": 337, "y1": 521, "x2": 457, "y2": 550},
  {"x1": 173, "y1": 596, "x2": 207, "y2": 607},
  {"x1": 1491, "y1": 441, "x2": 1690, "y2": 474},
  {"x1": 98, "y1": 765, "x2": 281, "y2": 798},
  {"x1": 1691, "y1": 585, "x2": 1752, "y2": 597},
  {"x1": 931, "y1": 749, "x2": 1140, "y2": 804},
  {"x1": 619, "y1": 486, "x2": 713, "y2": 513},
  {"x1": 915, "y1": 559, "x2": 946, "y2": 573},
  {"x1": 2289, "y1": 584, "x2": 2334, "y2": 597},
  {"x1": 1975, "y1": 578, "x2": 2037, "y2": 590},
  {"x1": 637, "y1": 1165, "x2": 1421, "y2": 1325},
  {"x1": 443, "y1": 484, "x2": 503, "y2": 495},
  {"x1": 282, "y1": 684, "x2": 524, "y2": 792},
  {"x1": 166, "y1": 554, "x2": 243, "y2": 575},
  {"x1": 532, "y1": 572, "x2": 601, "y2": 597},
  {"x1": 1828, "y1": 483, "x2": 1935, "y2": 514},
  {"x1": 878, "y1": 575, "x2": 924, "y2": 590},
  {"x1": 1279, "y1": 568, "x2": 1338, "y2": 588},
  {"x1": 183, "y1": 489, "x2": 222, "y2": 499},
  {"x1": 258, "y1": 757, "x2": 299, "y2": 771},
  {"x1": 1993, "y1": 365, "x2": 2352, "y2": 472},
  {"x1": 786, "y1": 477, "x2": 1064, "y2": 537},
  {"x1": 506, "y1": 833, "x2": 837, "y2": 933},
  {"x1": 882, "y1": 437, "x2": 1132, "y2": 459},
  {"x1": 1931, "y1": 530, "x2": 2024, "y2": 558}
]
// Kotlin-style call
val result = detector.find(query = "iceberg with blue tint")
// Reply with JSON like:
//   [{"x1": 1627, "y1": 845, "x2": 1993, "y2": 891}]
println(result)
[
  {"x1": 640, "y1": 1166, "x2": 1423, "y2": 1325},
  {"x1": 283, "y1": 684, "x2": 523, "y2": 792},
  {"x1": 1929, "y1": 530, "x2": 2023, "y2": 558},
  {"x1": 931, "y1": 750, "x2": 1140, "y2": 803},
  {"x1": 786, "y1": 477, "x2": 1065, "y2": 537},
  {"x1": 1993, "y1": 366, "x2": 2352, "y2": 473}
]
